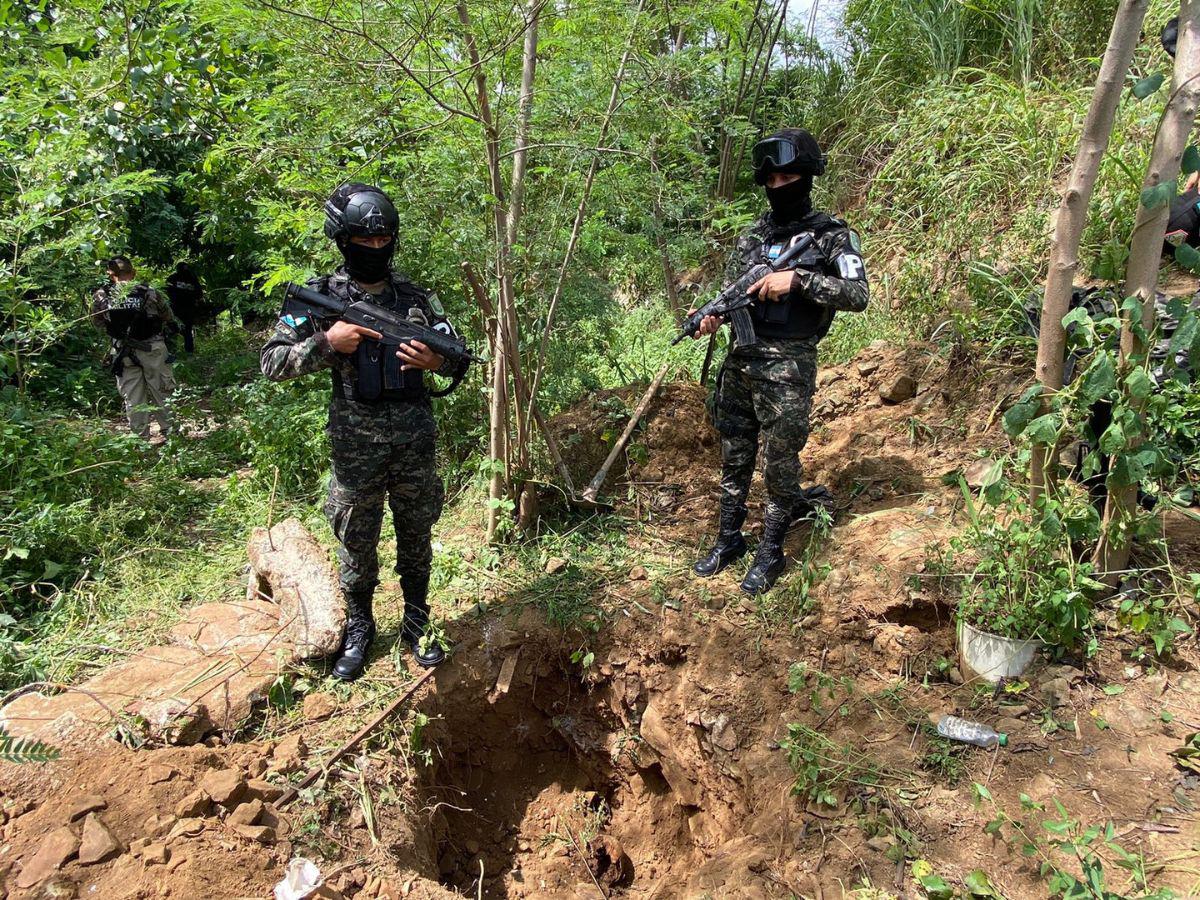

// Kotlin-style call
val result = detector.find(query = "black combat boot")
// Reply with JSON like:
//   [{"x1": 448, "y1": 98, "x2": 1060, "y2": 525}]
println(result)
[
  {"x1": 694, "y1": 502, "x2": 748, "y2": 577},
  {"x1": 332, "y1": 592, "x2": 376, "y2": 682},
  {"x1": 741, "y1": 502, "x2": 790, "y2": 595},
  {"x1": 400, "y1": 573, "x2": 445, "y2": 668}
]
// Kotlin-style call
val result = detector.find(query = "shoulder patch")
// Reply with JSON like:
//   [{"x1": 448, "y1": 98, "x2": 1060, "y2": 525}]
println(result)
[
  {"x1": 281, "y1": 313, "x2": 308, "y2": 328},
  {"x1": 848, "y1": 230, "x2": 863, "y2": 253},
  {"x1": 426, "y1": 291, "x2": 445, "y2": 316}
]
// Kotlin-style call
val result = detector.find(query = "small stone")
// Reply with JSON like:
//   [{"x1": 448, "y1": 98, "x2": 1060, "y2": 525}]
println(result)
[
  {"x1": 964, "y1": 458, "x2": 999, "y2": 491},
  {"x1": 78, "y1": 814, "x2": 122, "y2": 866},
  {"x1": 200, "y1": 769, "x2": 247, "y2": 808},
  {"x1": 245, "y1": 778, "x2": 284, "y2": 803},
  {"x1": 1026, "y1": 772, "x2": 1058, "y2": 804},
  {"x1": 173, "y1": 790, "x2": 211, "y2": 819},
  {"x1": 227, "y1": 800, "x2": 263, "y2": 828},
  {"x1": 1040, "y1": 677, "x2": 1072, "y2": 707},
  {"x1": 465, "y1": 839, "x2": 481, "y2": 855},
  {"x1": 231, "y1": 824, "x2": 275, "y2": 844},
  {"x1": 142, "y1": 814, "x2": 177, "y2": 838},
  {"x1": 129, "y1": 838, "x2": 151, "y2": 856},
  {"x1": 879, "y1": 374, "x2": 917, "y2": 404},
  {"x1": 247, "y1": 757, "x2": 268, "y2": 778},
  {"x1": 629, "y1": 565, "x2": 648, "y2": 581},
  {"x1": 66, "y1": 795, "x2": 106, "y2": 823},
  {"x1": 146, "y1": 766, "x2": 177, "y2": 785},
  {"x1": 545, "y1": 557, "x2": 568, "y2": 575},
  {"x1": 37, "y1": 876, "x2": 77, "y2": 899},
  {"x1": 258, "y1": 804, "x2": 290, "y2": 837},
  {"x1": 141, "y1": 843, "x2": 169, "y2": 865},
  {"x1": 857, "y1": 360, "x2": 880, "y2": 377},
  {"x1": 995, "y1": 718, "x2": 1024, "y2": 736},
  {"x1": 947, "y1": 667, "x2": 964, "y2": 685},
  {"x1": 303, "y1": 693, "x2": 337, "y2": 722},
  {"x1": 17, "y1": 827, "x2": 79, "y2": 889},
  {"x1": 1002, "y1": 703, "x2": 1030, "y2": 717},
  {"x1": 866, "y1": 835, "x2": 894, "y2": 853},
  {"x1": 270, "y1": 734, "x2": 307, "y2": 774}
]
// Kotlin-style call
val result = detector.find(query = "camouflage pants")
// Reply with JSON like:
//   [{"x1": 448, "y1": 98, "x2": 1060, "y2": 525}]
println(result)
[
  {"x1": 325, "y1": 435, "x2": 445, "y2": 598},
  {"x1": 711, "y1": 351, "x2": 817, "y2": 509}
]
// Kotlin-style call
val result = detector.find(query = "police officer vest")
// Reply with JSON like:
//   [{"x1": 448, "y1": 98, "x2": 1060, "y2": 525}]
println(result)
[
  {"x1": 323, "y1": 275, "x2": 428, "y2": 404},
  {"x1": 103, "y1": 283, "x2": 160, "y2": 341},
  {"x1": 749, "y1": 214, "x2": 842, "y2": 341}
]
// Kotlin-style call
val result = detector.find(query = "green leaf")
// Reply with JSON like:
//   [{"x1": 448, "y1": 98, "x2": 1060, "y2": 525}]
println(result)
[
  {"x1": 1125, "y1": 367, "x2": 1154, "y2": 400},
  {"x1": 919, "y1": 875, "x2": 953, "y2": 900},
  {"x1": 965, "y1": 869, "x2": 999, "y2": 896},
  {"x1": 1184, "y1": 145, "x2": 1200, "y2": 175},
  {"x1": 1080, "y1": 354, "x2": 1117, "y2": 402},
  {"x1": 1099, "y1": 420, "x2": 1126, "y2": 454},
  {"x1": 1132, "y1": 73, "x2": 1165, "y2": 99},
  {"x1": 1026, "y1": 414, "x2": 1060, "y2": 444},
  {"x1": 1140, "y1": 180, "x2": 1176, "y2": 210},
  {"x1": 0, "y1": 726, "x2": 60, "y2": 764},
  {"x1": 1102, "y1": 684, "x2": 1125, "y2": 696}
]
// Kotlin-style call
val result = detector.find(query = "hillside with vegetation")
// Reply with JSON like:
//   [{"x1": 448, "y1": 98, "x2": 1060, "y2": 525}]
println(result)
[{"x1": 2, "y1": 1, "x2": 1200, "y2": 898}]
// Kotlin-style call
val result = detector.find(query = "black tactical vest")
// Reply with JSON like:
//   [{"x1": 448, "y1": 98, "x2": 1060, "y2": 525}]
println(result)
[
  {"x1": 748, "y1": 214, "x2": 840, "y2": 341},
  {"x1": 325, "y1": 275, "x2": 428, "y2": 404},
  {"x1": 102, "y1": 284, "x2": 160, "y2": 341}
]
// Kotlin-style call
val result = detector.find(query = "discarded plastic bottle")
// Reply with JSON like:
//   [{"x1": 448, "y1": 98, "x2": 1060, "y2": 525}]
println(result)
[{"x1": 936, "y1": 715, "x2": 1007, "y2": 749}]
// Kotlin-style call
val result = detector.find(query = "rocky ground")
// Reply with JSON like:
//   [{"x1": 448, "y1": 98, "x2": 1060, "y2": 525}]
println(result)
[{"x1": 2, "y1": 341, "x2": 1198, "y2": 899}]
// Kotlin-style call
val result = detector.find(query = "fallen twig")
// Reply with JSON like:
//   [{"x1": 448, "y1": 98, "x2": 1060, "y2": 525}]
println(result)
[{"x1": 277, "y1": 668, "x2": 435, "y2": 809}]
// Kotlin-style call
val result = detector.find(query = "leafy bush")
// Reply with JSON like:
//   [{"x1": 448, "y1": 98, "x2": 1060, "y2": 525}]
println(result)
[{"x1": 954, "y1": 476, "x2": 1100, "y2": 649}]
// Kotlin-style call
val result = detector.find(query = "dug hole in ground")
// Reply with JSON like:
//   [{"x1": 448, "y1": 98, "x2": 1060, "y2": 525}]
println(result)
[{"x1": 2, "y1": 341, "x2": 1199, "y2": 899}]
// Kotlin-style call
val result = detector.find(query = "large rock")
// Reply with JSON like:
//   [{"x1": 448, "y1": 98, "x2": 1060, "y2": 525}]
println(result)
[
  {"x1": 879, "y1": 374, "x2": 917, "y2": 404},
  {"x1": 247, "y1": 518, "x2": 346, "y2": 659},
  {"x1": 168, "y1": 600, "x2": 283, "y2": 655},
  {"x1": 0, "y1": 643, "x2": 280, "y2": 746},
  {"x1": 78, "y1": 814, "x2": 122, "y2": 865},
  {"x1": 17, "y1": 827, "x2": 79, "y2": 889}
]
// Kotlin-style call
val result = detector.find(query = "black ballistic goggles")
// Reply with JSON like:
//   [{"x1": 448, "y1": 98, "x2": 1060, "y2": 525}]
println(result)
[{"x1": 751, "y1": 137, "x2": 799, "y2": 172}]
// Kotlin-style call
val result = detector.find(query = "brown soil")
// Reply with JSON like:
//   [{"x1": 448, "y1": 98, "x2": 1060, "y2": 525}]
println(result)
[{"x1": 4, "y1": 341, "x2": 1199, "y2": 900}]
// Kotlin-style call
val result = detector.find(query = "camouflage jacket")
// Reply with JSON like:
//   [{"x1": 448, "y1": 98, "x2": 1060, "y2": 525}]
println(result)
[
  {"x1": 724, "y1": 209, "x2": 869, "y2": 358},
  {"x1": 260, "y1": 268, "x2": 460, "y2": 444}
]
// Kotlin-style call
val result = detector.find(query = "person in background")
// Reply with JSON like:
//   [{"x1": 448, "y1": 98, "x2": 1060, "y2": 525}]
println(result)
[
  {"x1": 165, "y1": 260, "x2": 203, "y2": 354},
  {"x1": 90, "y1": 256, "x2": 176, "y2": 441}
]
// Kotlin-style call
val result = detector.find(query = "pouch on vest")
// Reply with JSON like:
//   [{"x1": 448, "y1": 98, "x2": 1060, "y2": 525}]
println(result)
[{"x1": 351, "y1": 340, "x2": 426, "y2": 402}]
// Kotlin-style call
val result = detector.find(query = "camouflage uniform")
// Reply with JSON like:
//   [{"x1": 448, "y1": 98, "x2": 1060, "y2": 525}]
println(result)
[
  {"x1": 713, "y1": 210, "x2": 869, "y2": 510},
  {"x1": 91, "y1": 281, "x2": 177, "y2": 439},
  {"x1": 260, "y1": 268, "x2": 460, "y2": 630}
]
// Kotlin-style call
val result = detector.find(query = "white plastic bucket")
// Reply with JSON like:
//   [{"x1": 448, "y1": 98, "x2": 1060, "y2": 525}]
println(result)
[{"x1": 957, "y1": 620, "x2": 1043, "y2": 684}]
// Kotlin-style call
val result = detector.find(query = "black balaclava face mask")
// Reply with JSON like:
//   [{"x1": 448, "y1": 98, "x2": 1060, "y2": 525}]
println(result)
[
  {"x1": 340, "y1": 239, "x2": 395, "y2": 284},
  {"x1": 765, "y1": 175, "x2": 813, "y2": 224}
]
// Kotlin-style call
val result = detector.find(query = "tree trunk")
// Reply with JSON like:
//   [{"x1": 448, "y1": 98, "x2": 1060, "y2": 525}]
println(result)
[
  {"x1": 1030, "y1": 0, "x2": 1150, "y2": 502},
  {"x1": 1095, "y1": 0, "x2": 1200, "y2": 580}
]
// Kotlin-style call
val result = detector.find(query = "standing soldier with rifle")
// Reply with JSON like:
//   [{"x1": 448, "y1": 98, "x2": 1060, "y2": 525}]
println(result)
[
  {"x1": 91, "y1": 255, "x2": 177, "y2": 441},
  {"x1": 261, "y1": 183, "x2": 470, "y2": 679},
  {"x1": 689, "y1": 129, "x2": 869, "y2": 595}
]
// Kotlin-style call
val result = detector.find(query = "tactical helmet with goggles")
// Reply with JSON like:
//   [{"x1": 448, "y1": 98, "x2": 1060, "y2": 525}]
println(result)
[
  {"x1": 323, "y1": 182, "x2": 399, "y2": 244},
  {"x1": 752, "y1": 129, "x2": 825, "y2": 185}
]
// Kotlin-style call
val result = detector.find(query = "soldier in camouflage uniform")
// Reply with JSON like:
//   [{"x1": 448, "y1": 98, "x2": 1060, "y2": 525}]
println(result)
[
  {"x1": 691, "y1": 129, "x2": 869, "y2": 595},
  {"x1": 261, "y1": 183, "x2": 468, "y2": 678},
  {"x1": 91, "y1": 255, "x2": 177, "y2": 441}
]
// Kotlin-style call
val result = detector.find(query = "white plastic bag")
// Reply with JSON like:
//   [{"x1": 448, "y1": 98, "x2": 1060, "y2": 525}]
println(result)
[{"x1": 274, "y1": 857, "x2": 324, "y2": 900}]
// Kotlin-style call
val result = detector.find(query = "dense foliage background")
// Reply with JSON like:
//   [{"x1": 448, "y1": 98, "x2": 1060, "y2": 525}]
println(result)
[{"x1": 3, "y1": 0, "x2": 1196, "y2": 688}]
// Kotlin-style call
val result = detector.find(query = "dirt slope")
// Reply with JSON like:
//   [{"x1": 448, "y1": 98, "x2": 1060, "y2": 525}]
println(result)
[{"x1": 3, "y1": 341, "x2": 1198, "y2": 900}]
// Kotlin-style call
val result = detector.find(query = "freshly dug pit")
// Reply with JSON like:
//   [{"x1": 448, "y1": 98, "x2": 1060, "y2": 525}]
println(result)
[{"x1": 411, "y1": 648, "x2": 713, "y2": 898}]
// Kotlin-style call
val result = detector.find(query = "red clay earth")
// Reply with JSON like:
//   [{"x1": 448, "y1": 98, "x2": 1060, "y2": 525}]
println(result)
[{"x1": 2, "y1": 342, "x2": 1198, "y2": 899}]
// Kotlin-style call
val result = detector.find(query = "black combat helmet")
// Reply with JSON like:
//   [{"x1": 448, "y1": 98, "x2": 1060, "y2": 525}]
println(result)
[
  {"x1": 323, "y1": 182, "x2": 399, "y2": 243},
  {"x1": 752, "y1": 128, "x2": 826, "y2": 185}
]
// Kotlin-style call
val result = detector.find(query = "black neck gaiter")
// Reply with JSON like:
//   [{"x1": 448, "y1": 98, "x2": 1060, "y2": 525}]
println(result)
[
  {"x1": 765, "y1": 176, "x2": 813, "y2": 224},
  {"x1": 341, "y1": 241, "x2": 394, "y2": 284}
]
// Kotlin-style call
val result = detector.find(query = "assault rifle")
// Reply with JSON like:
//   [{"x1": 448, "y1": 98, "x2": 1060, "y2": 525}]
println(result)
[
  {"x1": 672, "y1": 233, "x2": 815, "y2": 347},
  {"x1": 282, "y1": 282, "x2": 475, "y2": 371}
]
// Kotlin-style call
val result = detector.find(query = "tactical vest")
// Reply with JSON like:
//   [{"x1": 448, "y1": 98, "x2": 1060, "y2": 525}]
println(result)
[
  {"x1": 103, "y1": 283, "x2": 160, "y2": 341},
  {"x1": 748, "y1": 214, "x2": 841, "y2": 341},
  {"x1": 323, "y1": 275, "x2": 428, "y2": 404}
]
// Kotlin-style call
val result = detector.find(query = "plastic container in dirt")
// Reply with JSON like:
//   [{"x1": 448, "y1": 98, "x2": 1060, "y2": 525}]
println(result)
[
  {"x1": 957, "y1": 619, "x2": 1044, "y2": 684},
  {"x1": 936, "y1": 715, "x2": 1007, "y2": 749}
]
